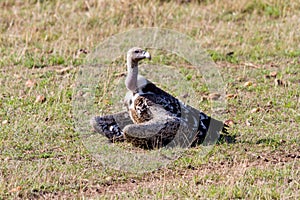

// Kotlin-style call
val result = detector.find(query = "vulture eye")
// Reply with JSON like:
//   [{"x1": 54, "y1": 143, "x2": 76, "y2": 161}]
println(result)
[{"x1": 134, "y1": 50, "x2": 140, "y2": 53}]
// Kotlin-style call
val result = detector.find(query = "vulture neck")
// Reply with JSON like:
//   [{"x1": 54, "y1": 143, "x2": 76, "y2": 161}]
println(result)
[{"x1": 125, "y1": 58, "x2": 139, "y2": 93}]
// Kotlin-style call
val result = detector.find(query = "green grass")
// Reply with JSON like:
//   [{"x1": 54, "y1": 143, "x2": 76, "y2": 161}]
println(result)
[{"x1": 0, "y1": 0, "x2": 299, "y2": 199}]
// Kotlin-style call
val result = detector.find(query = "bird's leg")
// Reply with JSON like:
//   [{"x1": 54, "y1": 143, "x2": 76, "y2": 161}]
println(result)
[
  {"x1": 123, "y1": 105, "x2": 197, "y2": 149},
  {"x1": 91, "y1": 111, "x2": 133, "y2": 142},
  {"x1": 123, "y1": 117, "x2": 179, "y2": 149}
]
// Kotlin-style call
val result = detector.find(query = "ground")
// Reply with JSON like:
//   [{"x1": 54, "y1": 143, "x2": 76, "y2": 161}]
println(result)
[{"x1": 0, "y1": 0, "x2": 299, "y2": 199}]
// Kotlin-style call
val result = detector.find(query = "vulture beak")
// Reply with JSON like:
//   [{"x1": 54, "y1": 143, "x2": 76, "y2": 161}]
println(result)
[{"x1": 143, "y1": 51, "x2": 151, "y2": 60}]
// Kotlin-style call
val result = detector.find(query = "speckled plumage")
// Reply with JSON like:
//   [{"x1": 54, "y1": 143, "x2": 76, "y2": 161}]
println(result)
[{"x1": 91, "y1": 47, "x2": 228, "y2": 149}]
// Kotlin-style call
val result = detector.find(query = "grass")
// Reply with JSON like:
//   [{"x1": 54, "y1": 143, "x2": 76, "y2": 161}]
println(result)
[{"x1": 0, "y1": 0, "x2": 299, "y2": 199}]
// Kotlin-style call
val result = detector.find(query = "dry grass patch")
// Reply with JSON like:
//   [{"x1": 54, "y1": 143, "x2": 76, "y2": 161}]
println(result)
[{"x1": 0, "y1": 0, "x2": 299, "y2": 199}]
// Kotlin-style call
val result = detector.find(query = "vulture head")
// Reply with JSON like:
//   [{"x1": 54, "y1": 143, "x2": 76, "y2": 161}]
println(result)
[
  {"x1": 127, "y1": 47, "x2": 151, "y2": 65},
  {"x1": 125, "y1": 47, "x2": 151, "y2": 92}
]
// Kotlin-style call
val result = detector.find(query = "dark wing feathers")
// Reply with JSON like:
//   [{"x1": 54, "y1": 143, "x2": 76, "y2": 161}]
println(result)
[
  {"x1": 92, "y1": 78, "x2": 228, "y2": 148},
  {"x1": 138, "y1": 80, "x2": 228, "y2": 144},
  {"x1": 90, "y1": 111, "x2": 133, "y2": 142},
  {"x1": 140, "y1": 81, "x2": 181, "y2": 117}
]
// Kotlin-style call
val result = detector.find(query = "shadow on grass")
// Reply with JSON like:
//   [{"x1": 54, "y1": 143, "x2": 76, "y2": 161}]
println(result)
[
  {"x1": 190, "y1": 133, "x2": 237, "y2": 148},
  {"x1": 217, "y1": 134, "x2": 237, "y2": 144}
]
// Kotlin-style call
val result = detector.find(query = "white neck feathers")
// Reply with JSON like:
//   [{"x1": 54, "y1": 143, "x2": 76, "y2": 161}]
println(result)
[{"x1": 125, "y1": 58, "x2": 138, "y2": 92}]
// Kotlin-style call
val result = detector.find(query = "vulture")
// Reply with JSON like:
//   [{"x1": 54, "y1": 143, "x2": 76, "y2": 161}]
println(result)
[{"x1": 91, "y1": 47, "x2": 228, "y2": 149}]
